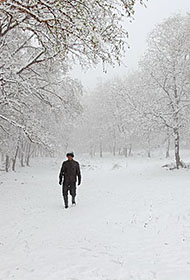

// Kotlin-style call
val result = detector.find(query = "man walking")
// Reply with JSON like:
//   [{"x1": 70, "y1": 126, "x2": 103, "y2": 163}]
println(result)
[{"x1": 59, "y1": 152, "x2": 81, "y2": 209}]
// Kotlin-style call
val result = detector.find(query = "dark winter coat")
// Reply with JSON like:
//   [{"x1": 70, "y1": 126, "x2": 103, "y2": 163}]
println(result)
[{"x1": 59, "y1": 159, "x2": 81, "y2": 185}]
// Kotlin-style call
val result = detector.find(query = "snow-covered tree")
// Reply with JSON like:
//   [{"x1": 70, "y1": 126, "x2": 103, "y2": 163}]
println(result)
[
  {"x1": 0, "y1": 0, "x2": 146, "y2": 171},
  {"x1": 0, "y1": 0, "x2": 144, "y2": 66},
  {"x1": 140, "y1": 14, "x2": 190, "y2": 168}
]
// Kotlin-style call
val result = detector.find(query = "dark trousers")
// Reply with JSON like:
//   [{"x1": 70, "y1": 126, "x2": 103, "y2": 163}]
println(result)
[{"x1": 62, "y1": 182, "x2": 76, "y2": 207}]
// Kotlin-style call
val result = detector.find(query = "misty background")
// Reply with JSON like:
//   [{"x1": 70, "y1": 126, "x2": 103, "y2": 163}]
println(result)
[{"x1": 71, "y1": 0, "x2": 190, "y2": 90}]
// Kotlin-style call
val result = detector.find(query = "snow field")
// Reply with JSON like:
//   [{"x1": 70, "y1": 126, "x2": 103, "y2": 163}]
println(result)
[{"x1": 0, "y1": 156, "x2": 190, "y2": 280}]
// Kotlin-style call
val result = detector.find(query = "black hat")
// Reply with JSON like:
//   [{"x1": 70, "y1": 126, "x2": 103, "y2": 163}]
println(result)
[{"x1": 66, "y1": 152, "x2": 74, "y2": 158}]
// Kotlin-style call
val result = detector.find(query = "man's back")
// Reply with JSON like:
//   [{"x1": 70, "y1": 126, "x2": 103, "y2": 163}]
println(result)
[{"x1": 59, "y1": 159, "x2": 81, "y2": 184}]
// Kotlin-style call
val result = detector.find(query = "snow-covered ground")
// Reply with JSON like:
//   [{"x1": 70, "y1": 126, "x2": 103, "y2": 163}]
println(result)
[{"x1": 1, "y1": 155, "x2": 190, "y2": 280}]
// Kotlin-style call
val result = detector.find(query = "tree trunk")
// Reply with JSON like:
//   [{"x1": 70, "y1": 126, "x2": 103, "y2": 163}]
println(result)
[
  {"x1": 26, "y1": 142, "x2": 31, "y2": 166},
  {"x1": 20, "y1": 153, "x2": 24, "y2": 167},
  {"x1": 147, "y1": 136, "x2": 151, "y2": 158},
  {"x1": 173, "y1": 77, "x2": 183, "y2": 169},
  {"x1": 128, "y1": 144, "x2": 132, "y2": 156},
  {"x1": 166, "y1": 136, "x2": 170, "y2": 158},
  {"x1": 12, "y1": 145, "x2": 19, "y2": 171},
  {"x1": 5, "y1": 155, "x2": 9, "y2": 172},
  {"x1": 20, "y1": 140, "x2": 25, "y2": 167},
  {"x1": 113, "y1": 131, "x2": 116, "y2": 156},
  {"x1": 174, "y1": 129, "x2": 181, "y2": 169},
  {"x1": 99, "y1": 141, "x2": 103, "y2": 158},
  {"x1": 89, "y1": 144, "x2": 93, "y2": 158},
  {"x1": 123, "y1": 147, "x2": 128, "y2": 157},
  {"x1": 166, "y1": 128, "x2": 170, "y2": 158},
  {"x1": 113, "y1": 144, "x2": 116, "y2": 156}
]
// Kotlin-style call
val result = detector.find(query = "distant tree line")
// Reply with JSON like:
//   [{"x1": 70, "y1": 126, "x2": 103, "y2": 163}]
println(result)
[{"x1": 74, "y1": 14, "x2": 190, "y2": 169}]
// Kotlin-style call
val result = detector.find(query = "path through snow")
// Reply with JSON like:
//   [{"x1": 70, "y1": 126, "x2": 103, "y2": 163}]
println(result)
[{"x1": 0, "y1": 156, "x2": 190, "y2": 280}]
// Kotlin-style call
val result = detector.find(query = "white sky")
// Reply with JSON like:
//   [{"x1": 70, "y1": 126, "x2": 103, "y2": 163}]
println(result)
[{"x1": 70, "y1": 0, "x2": 190, "y2": 91}]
